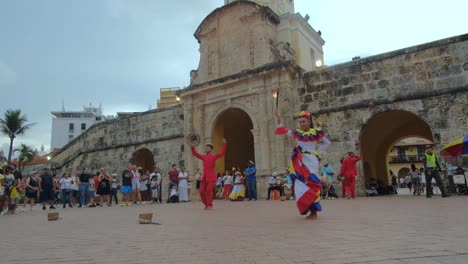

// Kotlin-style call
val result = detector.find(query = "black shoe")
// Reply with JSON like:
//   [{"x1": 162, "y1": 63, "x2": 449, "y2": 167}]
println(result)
[
  {"x1": 89, "y1": 204, "x2": 96, "y2": 208},
  {"x1": 426, "y1": 195, "x2": 432, "y2": 198},
  {"x1": 442, "y1": 194, "x2": 451, "y2": 198},
  {"x1": 63, "y1": 205, "x2": 66, "y2": 209},
  {"x1": 42, "y1": 206, "x2": 46, "y2": 210},
  {"x1": 50, "y1": 206, "x2": 56, "y2": 210}
]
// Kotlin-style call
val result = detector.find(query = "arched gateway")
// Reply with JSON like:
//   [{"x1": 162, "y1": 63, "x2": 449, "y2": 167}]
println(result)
[
  {"x1": 360, "y1": 110, "x2": 433, "y2": 185},
  {"x1": 212, "y1": 107, "x2": 254, "y2": 174}
]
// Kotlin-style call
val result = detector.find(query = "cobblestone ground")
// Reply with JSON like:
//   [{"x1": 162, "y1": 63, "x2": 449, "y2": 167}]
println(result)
[{"x1": 1, "y1": 195, "x2": 468, "y2": 264}]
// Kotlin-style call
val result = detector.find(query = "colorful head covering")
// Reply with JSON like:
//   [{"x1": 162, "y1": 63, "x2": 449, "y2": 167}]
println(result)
[{"x1": 298, "y1": 111, "x2": 311, "y2": 119}]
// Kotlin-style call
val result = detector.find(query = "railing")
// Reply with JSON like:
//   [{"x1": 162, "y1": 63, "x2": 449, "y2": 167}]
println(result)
[{"x1": 389, "y1": 155, "x2": 423, "y2": 163}]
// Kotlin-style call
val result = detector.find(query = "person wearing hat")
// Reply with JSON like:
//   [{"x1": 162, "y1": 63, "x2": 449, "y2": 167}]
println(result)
[
  {"x1": 423, "y1": 145, "x2": 450, "y2": 198},
  {"x1": 275, "y1": 111, "x2": 330, "y2": 219},
  {"x1": 191, "y1": 138, "x2": 227, "y2": 209},
  {"x1": 38, "y1": 167, "x2": 56, "y2": 210},
  {"x1": 267, "y1": 172, "x2": 283, "y2": 200},
  {"x1": 23, "y1": 171, "x2": 39, "y2": 210},
  {"x1": 244, "y1": 160, "x2": 257, "y2": 201}
]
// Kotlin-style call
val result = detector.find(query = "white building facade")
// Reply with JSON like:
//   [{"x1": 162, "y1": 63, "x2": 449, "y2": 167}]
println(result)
[{"x1": 50, "y1": 106, "x2": 107, "y2": 150}]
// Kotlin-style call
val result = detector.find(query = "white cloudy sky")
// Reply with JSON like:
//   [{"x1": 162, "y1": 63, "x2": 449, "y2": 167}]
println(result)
[{"x1": 0, "y1": 0, "x2": 466, "y2": 156}]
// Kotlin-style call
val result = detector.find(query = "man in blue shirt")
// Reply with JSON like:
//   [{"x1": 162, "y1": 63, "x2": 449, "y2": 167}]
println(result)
[{"x1": 244, "y1": 160, "x2": 257, "y2": 201}]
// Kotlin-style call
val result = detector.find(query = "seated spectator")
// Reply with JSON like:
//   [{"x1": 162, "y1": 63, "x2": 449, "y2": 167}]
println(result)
[
  {"x1": 365, "y1": 178, "x2": 379, "y2": 196},
  {"x1": 267, "y1": 172, "x2": 283, "y2": 200}
]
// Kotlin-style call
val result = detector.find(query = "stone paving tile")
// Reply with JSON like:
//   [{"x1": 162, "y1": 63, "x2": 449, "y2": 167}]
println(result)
[{"x1": 1, "y1": 196, "x2": 468, "y2": 264}]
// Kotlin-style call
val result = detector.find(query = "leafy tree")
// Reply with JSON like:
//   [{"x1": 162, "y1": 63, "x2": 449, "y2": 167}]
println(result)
[
  {"x1": 0, "y1": 109, "x2": 34, "y2": 163},
  {"x1": 14, "y1": 144, "x2": 37, "y2": 171}
]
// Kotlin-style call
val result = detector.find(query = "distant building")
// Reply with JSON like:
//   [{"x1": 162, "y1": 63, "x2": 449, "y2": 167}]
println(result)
[
  {"x1": 157, "y1": 87, "x2": 181, "y2": 108},
  {"x1": 50, "y1": 104, "x2": 111, "y2": 149},
  {"x1": 387, "y1": 137, "x2": 432, "y2": 182}
]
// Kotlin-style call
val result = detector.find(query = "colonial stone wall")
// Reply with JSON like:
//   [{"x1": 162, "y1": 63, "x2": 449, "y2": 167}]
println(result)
[
  {"x1": 297, "y1": 34, "x2": 468, "y2": 195},
  {"x1": 51, "y1": 105, "x2": 185, "y2": 180}
]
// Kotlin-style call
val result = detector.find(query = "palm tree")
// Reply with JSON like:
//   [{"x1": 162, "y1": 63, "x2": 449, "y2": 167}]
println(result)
[
  {"x1": 0, "y1": 109, "x2": 34, "y2": 164},
  {"x1": 14, "y1": 144, "x2": 37, "y2": 171}
]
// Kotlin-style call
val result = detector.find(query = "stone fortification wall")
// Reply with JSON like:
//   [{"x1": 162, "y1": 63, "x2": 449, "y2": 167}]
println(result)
[{"x1": 51, "y1": 105, "x2": 185, "y2": 178}]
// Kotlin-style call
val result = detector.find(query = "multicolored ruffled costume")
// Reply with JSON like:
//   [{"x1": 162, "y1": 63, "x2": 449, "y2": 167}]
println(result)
[{"x1": 275, "y1": 112, "x2": 330, "y2": 215}]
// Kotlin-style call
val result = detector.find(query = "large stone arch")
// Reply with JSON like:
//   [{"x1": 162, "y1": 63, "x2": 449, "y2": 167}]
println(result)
[
  {"x1": 359, "y1": 110, "x2": 433, "y2": 185},
  {"x1": 209, "y1": 107, "x2": 255, "y2": 174},
  {"x1": 130, "y1": 148, "x2": 155, "y2": 173}
]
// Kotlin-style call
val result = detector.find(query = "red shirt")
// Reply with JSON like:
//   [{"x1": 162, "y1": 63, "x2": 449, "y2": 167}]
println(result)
[
  {"x1": 191, "y1": 143, "x2": 227, "y2": 182},
  {"x1": 168, "y1": 169, "x2": 179, "y2": 183},
  {"x1": 339, "y1": 156, "x2": 361, "y2": 177}
]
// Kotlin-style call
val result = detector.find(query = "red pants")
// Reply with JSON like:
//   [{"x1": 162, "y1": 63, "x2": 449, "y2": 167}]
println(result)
[
  {"x1": 223, "y1": 184, "x2": 232, "y2": 199},
  {"x1": 344, "y1": 175, "x2": 356, "y2": 198},
  {"x1": 199, "y1": 180, "x2": 216, "y2": 207}
]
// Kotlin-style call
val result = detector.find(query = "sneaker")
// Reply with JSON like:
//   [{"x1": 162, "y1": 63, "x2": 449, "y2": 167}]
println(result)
[
  {"x1": 50, "y1": 206, "x2": 56, "y2": 210},
  {"x1": 42, "y1": 206, "x2": 46, "y2": 210},
  {"x1": 119, "y1": 203, "x2": 124, "y2": 207},
  {"x1": 126, "y1": 203, "x2": 131, "y2": 206},
  {"x1": 0, "y1": 211, "x2": 6, "y2": 216}
]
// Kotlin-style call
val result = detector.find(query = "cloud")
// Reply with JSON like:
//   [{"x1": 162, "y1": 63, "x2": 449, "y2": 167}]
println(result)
[{"x1": 0, "y1": 61, "x2": 17, "y2": 88}]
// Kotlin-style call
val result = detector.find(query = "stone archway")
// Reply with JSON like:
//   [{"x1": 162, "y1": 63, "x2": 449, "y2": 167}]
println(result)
[
  {"x1": 212, "y1": 108, "x2": 254, "y2": 174},
  {"x1": 398, "y1": 167, "x2": 410, "y2": 180},
  {"x1": 360, "y1": 110, "x2": 433, "y2": 185},
  {"x1": 131, "y1": 148, "x2": 155, "y2": 173}
]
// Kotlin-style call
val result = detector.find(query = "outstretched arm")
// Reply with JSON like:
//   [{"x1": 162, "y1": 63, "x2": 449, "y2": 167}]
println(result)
[
  {"x1": 317, "y1": 136, "x2": 331, "y2": 153},
  {"x1": 274, "y1": 112, "x2": 290, "y2": 135},
  {"x1": 214, "y1": 138, "x2": 227, "y2": 159},
  {"x1": 191, "y1": 147, "x2": 204, "y2": 160}
]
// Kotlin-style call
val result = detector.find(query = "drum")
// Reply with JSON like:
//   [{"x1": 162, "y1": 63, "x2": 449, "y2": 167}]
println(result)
[{"x1": 275, "y1": 178, "x2": 284, "y2": 186}]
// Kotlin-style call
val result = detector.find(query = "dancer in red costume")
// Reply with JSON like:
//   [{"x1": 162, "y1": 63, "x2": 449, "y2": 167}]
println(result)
[
  {"x1": 339, "y1": 152, "x2": 361, "y2": 199},
  {"x1": 191, "y1": 138, "x2": 227, "y2": 209}
]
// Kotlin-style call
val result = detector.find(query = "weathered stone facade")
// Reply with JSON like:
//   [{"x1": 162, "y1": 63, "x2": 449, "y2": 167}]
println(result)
[
  {"x1": 52, "y1": 105, "x2": 185, "y2": 180},
  {"x1": 51, "y1": 0, "x2": 467, "y2": 198}
]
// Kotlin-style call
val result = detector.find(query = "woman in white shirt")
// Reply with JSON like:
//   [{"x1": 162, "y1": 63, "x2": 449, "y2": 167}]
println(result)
[
  {"x1": 59, "y1": 173, "x2": 73, "y2": 208},
  {"x1": 178, "y1": 167, "x2": 189, "y2": 202}
]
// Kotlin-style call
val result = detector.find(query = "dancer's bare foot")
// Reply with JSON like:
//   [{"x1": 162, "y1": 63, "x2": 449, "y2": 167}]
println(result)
[{"x1": 305, "y1": 211, "x2": 317, "y2": 219}]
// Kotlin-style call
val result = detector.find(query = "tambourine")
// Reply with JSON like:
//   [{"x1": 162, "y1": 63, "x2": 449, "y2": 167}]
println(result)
[{"x1": 187, "y1": 133, "x2": 201, "y2": 147}]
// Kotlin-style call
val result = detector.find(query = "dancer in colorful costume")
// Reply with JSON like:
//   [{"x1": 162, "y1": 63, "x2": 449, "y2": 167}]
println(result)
[{"x1": 275, "y1": 111, "x2": 330, "y2": 219}]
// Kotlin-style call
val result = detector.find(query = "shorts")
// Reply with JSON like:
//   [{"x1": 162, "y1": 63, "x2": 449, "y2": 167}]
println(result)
[
  {"x1": 72, "y1": 189, "x2": 80, "y2": 198},
  {"x1": 40, "y1": 190, "x2": 55, "y2": 202},
  {"x1": 121, "y1": 186, "x2": 133, "y2": 194},
  {"x1": 132, "y1": 178, "x2": 141, "y2": 190},
  {"x1": 187, "y1": 182, "x2": 192, "y2": 189},
  {"x1": 89, "y1": 191, "x2": 96, "y2": 199},
  {"x1": 9, "y1": 198, "x2": 19, "y2": 205}
]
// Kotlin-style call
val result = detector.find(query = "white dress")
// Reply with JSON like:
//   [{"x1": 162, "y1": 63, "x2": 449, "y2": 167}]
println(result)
[{"x1": 178, "y1": 171, "x2": 189, "y2": 202}]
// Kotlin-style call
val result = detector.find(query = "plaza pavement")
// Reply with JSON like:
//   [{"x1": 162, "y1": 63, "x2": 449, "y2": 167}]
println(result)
[{"x1": 1, "y1": 195, "x2": 468, "y2": 264}]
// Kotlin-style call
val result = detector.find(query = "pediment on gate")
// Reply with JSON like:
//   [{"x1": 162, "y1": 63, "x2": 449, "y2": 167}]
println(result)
[{"x1": 191, "y1": 0, "x2": 281, "y2": 85}]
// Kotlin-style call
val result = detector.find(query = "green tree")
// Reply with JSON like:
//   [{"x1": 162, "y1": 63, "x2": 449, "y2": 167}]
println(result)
[
  {"x1": 0, "y1": 109, "x2": 34, "y2": 164},
  {"x1": 14, "y1": 144, "x2": 37, "y2": 171}
]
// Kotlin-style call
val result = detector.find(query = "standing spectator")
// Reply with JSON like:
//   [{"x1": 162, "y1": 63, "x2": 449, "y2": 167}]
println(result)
[
  {"x1": 215, "y1": 173, "x2": 223, "y2": 199},
  {"x1": 110, "y1": 174, "x2": 120, "y2": 205},
  {"x1": 178, "y1": 167, "x2": 189, "y2": 202},
  {"x1": 409, "y1": 164, "x2": 420, "y2": 195},
  {"x1": 167, "y1": 164, "x2": 179, "y2": 201},
  {"x1": 78, "y1": 168, "x2": 91, "y2": 208},
  {"x1": 391, "y1": 171, "x2": 398, "y2": 194},
  {"x1": 339, "y1": 152, "x2": 361, "y2": 199},
  {"x1": 97, "y1": 169, "x2": 111, "y2": 206},
  {"x1": 23, "y1": 171, "x2": 39, "y2": 210},
  {"x1": 187, "y1": 170, "x2": 193, "y2": 201},
  {"x1": 131, "y1": 165, "x2": 142, "y2": 205},
  {"x1": 267, "y1": 172, "x2": 283, "y2": 200},
  {"x1": 223, "y1": 170, "x2": 233, "y2": 199},
  {"x1": 38, "y1": 167, "x2": 56, "y2": 210},
  {"x1": 419, "y1": 168, "x2": 426, "y2": 194},
  {"x1": 11, "y1": 164, "x2": 22, "y2": 181},
  {"x1": 405, "y1": 174, "x2": 412, "y2": 194},
  {"x1": 139, "y1": 170, "x2": 151, "y2": 202},
  {"x1": 59, "y1": 173, "x2": 73, "y2": 208},
  {"x1": 8, "y1": 175, "x2": 20, "y2": 214},
  {"x1": 70, "y1": 170, "x2": 80, "y2": 207},
  {"x1": 244, "y1": 160, "x2": 257, "y2": 201},
  {"x1": 399, "y1": 177, "x2": 405, "y2": 188},
  {"x1": 150, "y1": 167, "x2": 162, "y2": 203},
  {"x1": 194, "y1": 168, "x2": 202, "y2": 190},
  {"x1": 0, "y1": 167, "x2": 6, "y2": 215},
  {"x1": 321, "y1": 163, "x2": 334, "y2": 199},
  {"x1": 229, "y1": 172, "x2": 245, "y2": 201},
  {"x1": 150, "y1": 173, "x2": 159, "y2": 204},
  {"x1": 423, "y1": 145, "x2": 450, "y2": 198},
  {"x1": 120, "y1": 165, "x2": 133, "y2": 206},
  {"x1": 88, "y1": 173, "x2": 98, "y2": 207}
]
